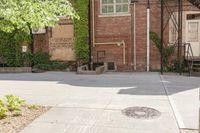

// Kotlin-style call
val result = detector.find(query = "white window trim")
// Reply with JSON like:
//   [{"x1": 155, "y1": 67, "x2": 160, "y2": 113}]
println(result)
[{"x1": 100, "y1": 0, "x2": 130, "y2": 15}]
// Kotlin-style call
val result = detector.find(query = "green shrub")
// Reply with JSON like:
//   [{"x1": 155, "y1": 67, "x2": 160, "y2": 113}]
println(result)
[
  {"x1": 32, "y1": 51, "x2": 50, "y2": 65},
  {"x1": 0, "y1": 100, "x2": 8, "y2": 119},
  {"x1": 5, "y1": 95, "x2": 25, "y2": 112},
  {"x1": 0, "y1": 30, "x2": 31, "y2": 67},
  {"x1": 34, "y1": 61, "x2": 68, "y2": 71}
]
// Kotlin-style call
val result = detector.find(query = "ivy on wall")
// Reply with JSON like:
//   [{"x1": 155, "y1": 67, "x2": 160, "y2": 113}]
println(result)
[
  {"x1": 150, "y1": 31, "x2": 175, "y2": 70},
  {"x1": 0, "y1": 30, "x2": 31, "y2": 67},
  {"x1": 72, "y1": 0, "x2": 89, "y2": 62}
]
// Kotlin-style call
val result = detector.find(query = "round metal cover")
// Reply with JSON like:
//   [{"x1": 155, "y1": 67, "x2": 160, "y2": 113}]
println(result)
[{"x1": 122, "y1": 107, "x2": 161, "y2": 119}]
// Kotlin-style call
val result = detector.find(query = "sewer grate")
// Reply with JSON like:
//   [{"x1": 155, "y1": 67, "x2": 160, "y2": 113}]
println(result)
[{"x1": 122, "y1": 107, "x2": 161, "y2": 119}]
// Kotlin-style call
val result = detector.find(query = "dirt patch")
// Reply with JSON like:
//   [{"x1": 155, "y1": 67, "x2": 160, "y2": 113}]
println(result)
[{"x1": 0, "y1": 105, "x2": 50, "y2": 133}]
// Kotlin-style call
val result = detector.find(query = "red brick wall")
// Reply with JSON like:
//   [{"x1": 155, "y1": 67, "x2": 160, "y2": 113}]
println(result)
[
  {"x1": 91, "y1": 0, "x2": 132, "y2": 71},
  {"x1": 32, "y1": 0, "x2": 199, "y2": 71},
  {"x1": 33, "y1": 31, "x2": 49, "y2": 53},
  {"x1": 91, "y1": 0, "x2": 199, "y2": 71}
]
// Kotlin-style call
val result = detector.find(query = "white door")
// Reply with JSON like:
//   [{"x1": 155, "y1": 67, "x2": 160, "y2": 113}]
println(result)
[{"x1": 186, "y1": 20, "x2": 200, "y2": 57}]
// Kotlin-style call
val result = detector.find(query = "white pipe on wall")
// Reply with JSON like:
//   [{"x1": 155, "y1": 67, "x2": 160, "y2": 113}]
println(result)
[
  {"x1": 133, "y1": 2, "x2": 137, "y2": 71},
  {"x1": 147, "y1": 8, "x2": 150, "y2": 72}
]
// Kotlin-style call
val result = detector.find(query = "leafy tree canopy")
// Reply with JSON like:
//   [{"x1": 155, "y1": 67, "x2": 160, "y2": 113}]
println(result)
[{"x1": 0, "y1": 0, "x2": 79, "y2": 33}]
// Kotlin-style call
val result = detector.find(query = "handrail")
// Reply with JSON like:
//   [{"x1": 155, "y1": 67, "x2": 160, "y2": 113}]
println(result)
[
  {"x1": 184, "y1": 43, "x2": 194, "y2": 61},
  {"x1": 183, "y1": 43, "x2": 194, "y2": 76}
]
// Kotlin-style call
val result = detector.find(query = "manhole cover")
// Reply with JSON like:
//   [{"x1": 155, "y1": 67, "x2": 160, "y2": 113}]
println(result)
[{"x1": 122, "y1": 107, "x2": 161, "y2": 119}]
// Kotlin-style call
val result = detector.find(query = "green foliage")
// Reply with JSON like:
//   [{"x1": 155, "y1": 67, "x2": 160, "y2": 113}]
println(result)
[
  {"x1": 32, "y1": 51, "x2": 68, "y2": 70},
  {"x1": 0, "y1": 0, "x2": 79, "y2": 33},
  {"x1": 5, "y1": 95, "x2": 25, "y2": 112},
  {"x1": 34, "y1": 62, "x2": 68, "y2": 71},
  {"x1": 0, "y1": 100, "x2": 8, "y2": 119},
  {"x1": 72, "y1": 0, "x2": 89, "y2": 62},
  {"x1": 150, "y1": 32, "x2": 175, "y2": 69},
  {"x1": 32, "y1": 51, "x2": 50, "y2": 65},
  {"x1": 0, "y1": 30, "x2": 31, "y2": 67}
]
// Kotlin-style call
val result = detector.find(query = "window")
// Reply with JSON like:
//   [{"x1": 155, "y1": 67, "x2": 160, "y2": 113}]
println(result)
[
  {"x1": 187, "y1": 13, "x2": 200, "y2": 20},
  {"x1": 101, "y1": 0, "x2": 129, "y2": 14},
  {"x1": 187, "y1": 22, "x2": 199, "y2": 42}
]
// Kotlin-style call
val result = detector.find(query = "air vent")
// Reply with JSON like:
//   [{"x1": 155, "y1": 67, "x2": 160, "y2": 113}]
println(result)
[{"x1": 107, "y1": 62, "x2": 115, "y2": 71}]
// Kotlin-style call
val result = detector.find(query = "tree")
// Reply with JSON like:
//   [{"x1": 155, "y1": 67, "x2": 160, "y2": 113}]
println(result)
[{"x1": 0, "y1": 0, "x2": 79, "y2": 34}]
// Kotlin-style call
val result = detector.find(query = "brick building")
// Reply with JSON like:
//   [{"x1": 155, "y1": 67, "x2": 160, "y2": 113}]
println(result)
[
  {"x1": 32, "y1": 0, "x2": 199, "y2": 72},
  {"x1": 90, "y1": 0, "x2": 200, "y2": 71}
]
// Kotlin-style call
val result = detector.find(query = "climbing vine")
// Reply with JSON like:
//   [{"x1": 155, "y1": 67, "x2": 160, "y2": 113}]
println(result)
[
  {"x1": 150, "y1": 31, "x2": 175, "y2": 70},
  {"x1": 72, "y1": 0, "x2": 89, "y2": 62},
  {"x1": 0, "y1": 30, "x2": 31, "y2": 67}
]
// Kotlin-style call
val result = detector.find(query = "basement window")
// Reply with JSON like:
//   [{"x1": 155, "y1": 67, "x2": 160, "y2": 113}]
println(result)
[{"x1": 101, "y1": 0, "x2": 129, "y2": 14}]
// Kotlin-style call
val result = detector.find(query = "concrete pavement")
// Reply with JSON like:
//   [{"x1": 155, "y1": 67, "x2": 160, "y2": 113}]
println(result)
[{"x1": 0, "y1": 72, "x2": 198, "y2": 133}]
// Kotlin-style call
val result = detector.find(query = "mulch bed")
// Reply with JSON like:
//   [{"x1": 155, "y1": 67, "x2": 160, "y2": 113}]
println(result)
[{"x1": 0, "y1": 105, "x2": 50, "y2": 133}]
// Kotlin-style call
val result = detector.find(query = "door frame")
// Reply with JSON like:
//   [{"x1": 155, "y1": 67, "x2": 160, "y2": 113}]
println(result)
[{"x1": 185, "y1": 12, "x2": 200, "y2": 57}]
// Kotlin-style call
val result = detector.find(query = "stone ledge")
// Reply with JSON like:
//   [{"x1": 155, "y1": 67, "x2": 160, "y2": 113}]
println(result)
[
  {"x1": 77, "y1": 65, "x2": 105, "y2": 75},
  {"x1": 0, "y1": 67, "x2": 32, "y2": 73}
]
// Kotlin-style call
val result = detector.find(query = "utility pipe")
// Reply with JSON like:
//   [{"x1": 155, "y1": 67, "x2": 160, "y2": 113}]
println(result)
[
  {"x1": 147, "y1": 0, "x2": 150, "y2": 72},
  {"x1": 133, "y1": 2, "x2": 137, "y2": 71},
  {"x1": 94, "y1": 41, "x2": 126, "y2": 65}
]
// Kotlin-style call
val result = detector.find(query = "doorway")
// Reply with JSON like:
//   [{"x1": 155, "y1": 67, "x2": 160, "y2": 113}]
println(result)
[{"x1": 186, "y1": 13, "x2": 200, "y2": 57}]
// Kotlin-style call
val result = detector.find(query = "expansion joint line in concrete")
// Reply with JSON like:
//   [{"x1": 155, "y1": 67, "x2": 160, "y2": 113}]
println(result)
[{"x1": 160, "y1": 75, "x2": 184, "y2": 132}]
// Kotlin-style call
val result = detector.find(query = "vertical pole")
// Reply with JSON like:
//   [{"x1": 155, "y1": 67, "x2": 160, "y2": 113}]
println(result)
[
  {"x1": 178, "y1": 0, "x2": 183, "y2": 74},
  {"x1": 88, "y1": 0, "x2": 92, "y2": 70},
  {"x1": 147, "y1": 0, "x2": 150, "y2": 72},
  {"x1": 161, "y1": 0, "x2": 164, "y2": 75}
]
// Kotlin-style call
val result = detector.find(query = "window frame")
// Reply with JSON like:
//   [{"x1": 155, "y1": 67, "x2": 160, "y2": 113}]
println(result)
[{"x1": 100, "y1": 0, "x2": 130, "y2": 15}]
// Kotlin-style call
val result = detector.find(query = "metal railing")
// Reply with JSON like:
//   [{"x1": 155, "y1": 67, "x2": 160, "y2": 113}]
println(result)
[{"x1": 183, "y1": 43, "x2": 194, "y2": 76}]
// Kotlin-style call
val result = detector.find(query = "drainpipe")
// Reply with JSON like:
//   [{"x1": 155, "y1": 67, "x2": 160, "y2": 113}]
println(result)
[
  {"x1": 133, "y1": 2, "x2": 137, "y2": 71},
  {"x1": 147, "y1": 0, "x2": 150, "y2": 72},
  {"x1": 131, "y1": 0, "x2": 137, "y2": 71}
]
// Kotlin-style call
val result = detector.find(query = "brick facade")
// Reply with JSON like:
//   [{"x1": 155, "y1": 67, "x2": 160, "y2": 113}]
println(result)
[
  {"x1": 91, "y1": 0, "x2": 199, "y2": 71},
  {"x1": 32, "y1": 0, "x2": 199, "y2": 71}
]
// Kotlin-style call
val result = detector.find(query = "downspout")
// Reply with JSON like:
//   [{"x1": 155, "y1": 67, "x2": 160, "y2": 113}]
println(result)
[
  {"x1": 147, "y1": 0, "x2": 150, "y2": 72},
  {"x1": 131, "y1": 0, "x2": 137, "y2": 70},
  {"x1": 133, "y1": 2, "x2": 137, "y2": 70}
]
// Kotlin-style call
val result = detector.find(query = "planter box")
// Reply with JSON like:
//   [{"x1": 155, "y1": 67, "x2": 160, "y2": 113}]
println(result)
[{"x1": 0, "y1": 67, "x2": 32, "y2": 73}]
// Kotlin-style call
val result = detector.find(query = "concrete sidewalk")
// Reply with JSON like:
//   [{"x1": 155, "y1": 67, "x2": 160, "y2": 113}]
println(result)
[{"x1": 0, "y1": 72, "x2": 198, "y2": 133}]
